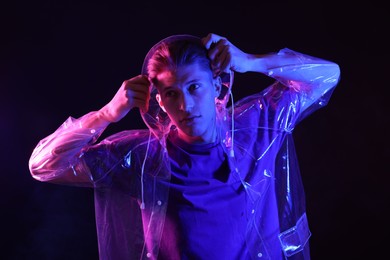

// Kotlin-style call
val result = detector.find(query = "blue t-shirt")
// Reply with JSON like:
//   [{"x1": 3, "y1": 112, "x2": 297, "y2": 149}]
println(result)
[{"x1": 158, "y1": 133, "x2": 250, "y2": 260}]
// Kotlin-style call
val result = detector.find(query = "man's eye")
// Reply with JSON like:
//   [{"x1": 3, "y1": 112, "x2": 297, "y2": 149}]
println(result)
[
  {"x1": 188, "y1": 84, "x2": 199, "y2": 92},
  {"x1": 165, "y1": 91, "x2": 176, "y2": 97}
]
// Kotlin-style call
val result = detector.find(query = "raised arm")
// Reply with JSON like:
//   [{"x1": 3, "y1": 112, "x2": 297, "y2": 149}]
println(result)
[
  {"x1": 28, "y1": 75, "x2": 150, "y2": 185},
  {"x1": 202, "y1": 33, "x2": 340, "y2": 112}
]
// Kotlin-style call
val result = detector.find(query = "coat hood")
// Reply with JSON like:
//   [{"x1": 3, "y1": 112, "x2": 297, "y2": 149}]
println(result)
[{"x1": 140, "y1": 34, "x2": 234, "y2": 143}]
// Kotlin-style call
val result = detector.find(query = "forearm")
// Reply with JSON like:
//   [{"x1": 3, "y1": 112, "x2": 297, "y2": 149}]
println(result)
[
  {"x1": 203, "y1": 33, "x2": 340, "y2": 95},
  {"x1": 28, "y1": 110, "x2": 110, "y2": 184},
  {"x1": 247, "y1": 48, "x2": 340, "y2": 84},
  {"x1": 29, "y1": 75, "x2": 149, "y2": 184},
  {"x1": 247, "y1": 48, "x2": 340, "y2": 111}
]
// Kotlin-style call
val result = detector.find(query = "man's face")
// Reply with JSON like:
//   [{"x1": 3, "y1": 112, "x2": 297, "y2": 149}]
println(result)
[{"x1": 155, "y1": 63, "x2": 221, "y2": 144}]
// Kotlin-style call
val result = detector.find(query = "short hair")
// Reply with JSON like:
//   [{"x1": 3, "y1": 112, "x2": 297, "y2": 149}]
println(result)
[{"x1": 147, "y1": 37, "x2": 212, "y2": 87}]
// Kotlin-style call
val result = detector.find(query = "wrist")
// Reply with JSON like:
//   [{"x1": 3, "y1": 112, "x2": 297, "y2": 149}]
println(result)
[
  {"x1": 96, "y1": 106, "x2": 114, "y2": 125},
  {"x1": 246, "y1": 54, "x2": 267, "y2": 73}
]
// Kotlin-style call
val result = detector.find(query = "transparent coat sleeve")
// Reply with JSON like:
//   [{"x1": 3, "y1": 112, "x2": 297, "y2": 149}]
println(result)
[
  {"x1": 28, "y1": 111, "x2": 107, "y2": 187},
  {"x1": 266, "y1": 48, "x2": 340, "y2": 120}
]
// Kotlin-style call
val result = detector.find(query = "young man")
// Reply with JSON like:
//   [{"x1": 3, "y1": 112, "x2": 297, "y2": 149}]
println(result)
[{"x1": 29, "y1": 33, "x2": 340, "y2": 259}]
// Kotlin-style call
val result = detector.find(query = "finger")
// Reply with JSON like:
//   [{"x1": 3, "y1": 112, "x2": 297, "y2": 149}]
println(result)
[
  {"x1": 133, "y1": 99, "x2": 149, "y2": 113},
  {"x1": 123, "y1": 75, "x2": 149, "y2": 87},
  {"x1": 202, "y1": 33, "x2": 214, "y2": 49},
  {"x1": 203, "y1": 33, "x2": 224, "y2": 50},
  {"x1": 201, "y1": 33, "x2": 212, "y2": 48},
  {"x1": 219, "y1": 45, "x2": 232, "y2": 73},
  {"x1": 207, "y1": 41, "x2": 222, "y2": 62},
  {"x1": 126, "y1": 88, "x2": 149, "y2": 102},
  {"x1": 209, "y1": 37, "x2": 230, "y2": 60},
  {"x1": 126, "y1": 84, "x2": 150, "y2": 96},
  {"x1": 126, "y1": 90, "x2": 149, "y2": 113},
  {"x1": 123, "y1": 79, "x2": 150, "y2": 95},
  {"x1": 209, "y1": 43, "x2": 229, "y2": 73}
]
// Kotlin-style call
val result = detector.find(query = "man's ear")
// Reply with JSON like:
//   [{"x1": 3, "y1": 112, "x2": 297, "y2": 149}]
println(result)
[{"x1": 155, "y1": 93, "x2": 167, "y2": 113}]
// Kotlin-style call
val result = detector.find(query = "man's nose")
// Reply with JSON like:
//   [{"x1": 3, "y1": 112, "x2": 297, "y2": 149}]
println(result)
[{"x1": 180, "y1": 94, "x2": 194, "y2": 112}]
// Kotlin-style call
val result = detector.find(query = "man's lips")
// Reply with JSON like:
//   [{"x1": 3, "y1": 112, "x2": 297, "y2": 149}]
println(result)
[{"x1": 180, "y1": 115, "x2": 200, "y2": 123}]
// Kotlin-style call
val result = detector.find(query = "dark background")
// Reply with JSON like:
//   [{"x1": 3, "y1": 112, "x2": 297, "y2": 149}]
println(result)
[{"x1": 1, "y1": 0, "x2": 388, "y2": 259}]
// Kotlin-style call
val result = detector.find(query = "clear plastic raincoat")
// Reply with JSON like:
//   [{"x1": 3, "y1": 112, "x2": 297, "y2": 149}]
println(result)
[{"x1": 29, "y1": 35, "x2": 340, "y2": 260}]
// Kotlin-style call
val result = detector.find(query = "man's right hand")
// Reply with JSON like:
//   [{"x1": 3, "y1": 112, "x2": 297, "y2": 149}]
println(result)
[{"x1": 99, "y1": 75, "x2": 150, "y2": 123}]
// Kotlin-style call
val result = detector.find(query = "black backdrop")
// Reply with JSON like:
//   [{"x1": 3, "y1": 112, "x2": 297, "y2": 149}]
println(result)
[{"x1": 1, "y1": 0, "x2": 388, "y2": 259}]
